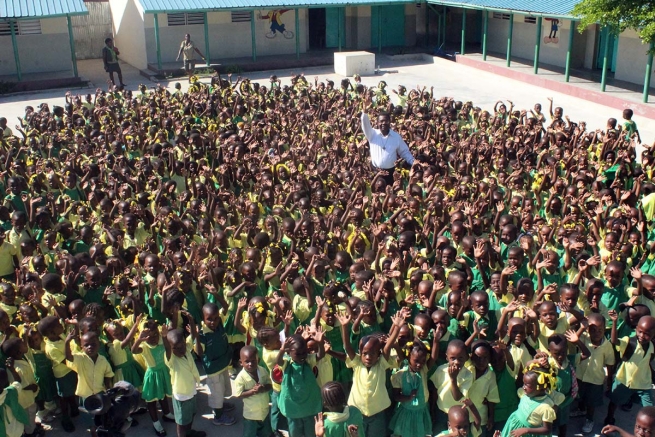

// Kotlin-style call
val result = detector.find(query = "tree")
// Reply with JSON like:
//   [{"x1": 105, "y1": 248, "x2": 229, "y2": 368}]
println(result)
[{"x1": 572, "y1": 0, "x2": 655, "y2": 52}]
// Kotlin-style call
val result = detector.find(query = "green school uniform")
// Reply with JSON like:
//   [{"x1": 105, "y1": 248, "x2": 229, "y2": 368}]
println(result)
[
  {"x1": 278, "y1": 359, "x2": 322, "y2": 419},
  {"x1": 388, "y1": 366, "x2": 432, "y2": 437}
]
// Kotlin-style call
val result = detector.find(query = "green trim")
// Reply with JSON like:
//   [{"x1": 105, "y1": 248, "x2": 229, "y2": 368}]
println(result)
[
  {"x1": 643, "y1": 41, "x2": 654, "y2": 103},
  {"x1": 506, "y1": 12, "x2": 513, "y2": 67},
  {"x1": 460, "y1": 8, "x2": 465, "y2": 55},
  {"x1": 482, "y1": 9, "x2": 487, "y2": 60},
  {"x1": 154, "y1": 13, "x2": 162, "y2": 70},
  {"x1": 250, "y1": 10, "x2": 257, "y2": 61},
  {"x1": 295, "y1": 8, "x2": 300, "y2": 59},
  {"x1": 204, "y1": 12, "x2": 210, "y2": 65},
  {"x1": 9, "y1": 19, "x2": 21, "y2": 81},
  {"x1": 142, "y1": 2, "x2": 413, "y2": 14},
  {"x1": 601, "y1": 26, "x2": 610, "y2": 92},
  {"x1": 533, "y1": 16, "x2": 541, "y2": 74},
  {"x1": 66, "y1": 15, "x2": 78, "y2": 78},
  {"x1": 424, "y1": 1, "x2": 573, "y2": 19},
  {"x1": 0, "y1": 12, "x2": 88, "y2": 20},
  {"x1": 564, "y1": 20, "x2": 574, "y2": 82}
]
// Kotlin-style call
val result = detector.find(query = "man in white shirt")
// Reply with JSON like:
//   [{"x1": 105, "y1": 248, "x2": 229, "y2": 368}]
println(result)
[{"x1": 361, "y1": 111, "x2": 414, "y2": 186}]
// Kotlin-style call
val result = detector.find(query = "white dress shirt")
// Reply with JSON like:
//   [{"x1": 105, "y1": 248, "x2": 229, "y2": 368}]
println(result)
[{"x1": 361, "y1": 113, "x2": 414, "y2": 169}]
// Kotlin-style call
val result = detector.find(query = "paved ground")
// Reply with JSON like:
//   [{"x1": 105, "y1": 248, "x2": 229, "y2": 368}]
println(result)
[
  {"x1": 1, "y1": 55, "x2": 655, "y2": 142},
  {"x1": 1, "y1": 55, "x2": 650, "y2": 437}
]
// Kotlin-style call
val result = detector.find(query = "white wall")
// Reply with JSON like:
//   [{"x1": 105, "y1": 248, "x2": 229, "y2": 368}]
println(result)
[
  {"x1": 144, "y1": 10, "x2": 308, "y2": 64},
  {"x1": 583, "y1": 24, "x2": 597, "y2": 70},
  {"x1": 110, "y1": 0, "x2": 147, "y2": 70},
  {"x1": 615, "y1": 28, "x2": 655, "y2": 89},
  {"x1": 0, "y1": 17, "x2": 72, "y2": 76}
]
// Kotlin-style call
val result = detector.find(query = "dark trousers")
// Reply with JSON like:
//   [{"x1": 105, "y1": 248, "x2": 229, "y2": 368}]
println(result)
[{"x1": 371, "y1": 164, "x2": 395, "y2": 187}]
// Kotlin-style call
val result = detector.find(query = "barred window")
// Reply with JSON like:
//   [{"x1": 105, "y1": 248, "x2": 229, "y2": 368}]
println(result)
[
  {"x1": 0, "y1": 19, "x2": 42, "y2": 36},
  {"x1": 167, "y1": 13, "x2": 205, "y2": 26},
  {"x1": 231, "y1": 12, "x2": 251, "y2": 23}
]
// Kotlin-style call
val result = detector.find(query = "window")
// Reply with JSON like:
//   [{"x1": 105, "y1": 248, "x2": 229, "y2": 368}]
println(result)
[
  {"x1": 492, "y1": 12, "x2": 510, "y2": 20},
  {"x1": 524, "y1": 16, "x2": 537, "y2": 24},
  {"x1": 0, "y1": 19, "x2": 42, "y2": 36},
  {"x1": 167, "y1": 13, "x2": 205, "y2": 26},
  {"x1": 231, "y1": 12, "x2": 251, "y2": 23}
]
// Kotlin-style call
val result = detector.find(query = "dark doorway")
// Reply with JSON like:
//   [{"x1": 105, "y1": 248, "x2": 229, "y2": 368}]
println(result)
[{"x1": 308, "y1": 8, "x2": 326, "y2": 49}]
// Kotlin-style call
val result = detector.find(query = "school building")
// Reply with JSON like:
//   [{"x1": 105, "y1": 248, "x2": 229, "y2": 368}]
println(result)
[
  {"x1": 424, "y1": 0, "x2": 654, "y2": 103},
  {"x1": 0, "y1": 0, "x2": 89, "y2": 86},
  {"x1": 108, "y1": 0, "x2": 419, "y2": 72}
]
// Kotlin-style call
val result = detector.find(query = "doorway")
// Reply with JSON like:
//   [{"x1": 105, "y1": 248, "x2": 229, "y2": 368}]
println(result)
[
  {"x1": 596, "y1": 26, "x2": 618, "y2": 73},
  {"x1": 308, "y1": 8, "x2": 326, "y2": 49},
  {"x1": 371, "y1": 5, "x2": 406, "y2": 48}
]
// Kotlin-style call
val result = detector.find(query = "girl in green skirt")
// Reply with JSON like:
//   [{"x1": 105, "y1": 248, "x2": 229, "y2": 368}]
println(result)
[
  {"x1": 105, "y1": 317, "x2": 145, "y2": 389},
  {"x1": 501, "y1": 363, "x2": 557, "y2": 437},
  {"x1": 132, "y1": 319, "x2": 174, "y2": 437},
  {"x1": 388, "y1": 341, "x2": 434, "y2": 437}
]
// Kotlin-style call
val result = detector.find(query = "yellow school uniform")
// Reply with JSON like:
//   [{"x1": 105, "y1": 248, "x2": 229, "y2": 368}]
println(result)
[
  {"x1": 12, "y1": 359, "x2": 39, "y2": 408},
  {"x1": 465, "y1": 363, "x2": 500, "y2": 433},
  {"x1": 505, "y1": 342, "x2": 531, "y2": 378},
  {"x1": 535, "y1": 318, "x2": 569, "y2": 351},
  {"x1": 429, "y1": 362, "x2": 473, "y2": 413},
  {"x1": 346, "y1": 355, "x2": 392, "y2": 416},
  {"x1": 575, "y1": 334, "x2": 615, "y2": 386},
  {"x1": 66, "y1": 352, "x2": 114, "y2": 398},
  {"x1": 1, "y1": 382, "x2": 24, "y2": 437},
  {"x1": 524, "y1": 394, "x2": 556, "y2": 426},
  {"x1": 234, "y1": 366, "x2": 272, "y2": 421},
  {"x1": 616, "y1": 337, "x2": 654, "y2": 390},
  {"x1": 262, "y1": 348, "x2": 282, "y2": 392},
  {"x1": 0, "y1": 241, "x2": 17, "y2": 276},
  {"x1": 165, "y1": 347, "x2": 201, "y2": 399},
  {"x1": 44, "y1": 336, "x2": 72, "y2": 378}
]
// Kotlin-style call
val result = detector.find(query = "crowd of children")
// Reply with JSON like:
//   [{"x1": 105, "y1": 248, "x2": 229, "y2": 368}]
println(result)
[{"x1": 0, "y1": 73, "x2": 653, "y2": 437}]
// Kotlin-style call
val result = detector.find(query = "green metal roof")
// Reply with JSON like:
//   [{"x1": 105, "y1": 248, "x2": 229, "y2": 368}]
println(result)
[
  {"x1": 426, "y1": 0, "x2": 577, "y2": 18},
  {"x1": 138, "y1": 0, "x2": 412, "y2": 13},
  {"x1": 1, "y1": 0, "x2": 88, "y2": 19}
]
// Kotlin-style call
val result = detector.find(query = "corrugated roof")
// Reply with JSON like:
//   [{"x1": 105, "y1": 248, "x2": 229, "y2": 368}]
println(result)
[
  {"x1": 426, "y1": 0, "x2": 577, "y2": 17},
  {"x1": 1, "y1": 0, "x2": 88, "y2": 18},
  {"x1": 138, "y1": 0, "x2": 412, "y2": 13}
]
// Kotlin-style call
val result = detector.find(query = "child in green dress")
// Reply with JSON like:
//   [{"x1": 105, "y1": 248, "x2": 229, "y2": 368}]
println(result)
[
  {"x1": 388, "y1": 339, "x2": 437, "y2": 437},
  {"x1": 277, "y1": 331, "x2": 325, "y2": 437},
  {"x1": 314, "y1": 381, "x2": 363, "y2": 437},
  {"x1": 105, "y1": 315, "x2": 145, "y2": 389},
  {"x1": 500, "y1": 363, "x2": 557, "y2": 437},
  {"x1": 132, "y1": 319, "x2": 174, "y2": 436}
]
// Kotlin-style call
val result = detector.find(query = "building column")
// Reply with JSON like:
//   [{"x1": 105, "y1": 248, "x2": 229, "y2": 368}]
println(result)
[
  {"x1": 644, "y1": 41, "x2": 654, "y2": 103},
  {"x1": 9, "y1": 20, "x2": 22, "y2": 81},
  {"x1": 338, "y1": 7, "x2": 343, "y2": 51},
  {"x1": 533, "y1": 16, "x2": 542, "y2": 74},
  {"x1": 482, "y1": 10, "x2": 488, "y2": 60},
  {"x1": 154, "y1": 13, "x2": 162, "y2": 70},
  {"x1": 203, "y1": 12, "x2": 210, "y2": 65},
  {"x1": 67, "y1": 15, "x2": 79, "y2": 77},
  {"x1": 460, "y1": 9, "x2": 466, "y2": 55},
  {"x1": 564, "y1": 20, "x2": 575, "y2": 82},
  {"x1": 295, "y1": 8, "x2": 300, "y2": 59},
  {"x1": 378, "y1": 7, "x2": 382, "y2": 53},
  {"x1": 250, "y1": 11, "x2": 257, "y2": 61},
  {"x1": 601, "y1": 26, "x2": 610, "y2": 92},
  {"x1": 506, "y1": 13, "x2": 513, "y2": 67}
]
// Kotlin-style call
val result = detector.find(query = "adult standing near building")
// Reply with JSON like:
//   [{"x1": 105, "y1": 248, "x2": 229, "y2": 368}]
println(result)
[
  {"x1": 102, "y1": 38, "x2": 125, "y2": 88},
  {"x1": 361, "y1": 110, "x2": 415, "y2": 186},
  {"x1": 176, "y1": 34, "x2": 206, "y2": 77}
]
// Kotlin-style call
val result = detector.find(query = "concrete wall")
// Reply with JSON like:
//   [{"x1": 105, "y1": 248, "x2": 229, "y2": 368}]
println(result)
[
  {"x1": 615, "y1": 28, "x2": 655, "y2": 89},
  {"x1": 110, "y1": 0, "x2": 147, "y2": 70},
  {"x1": 583, "y1": 24, "x2": 597, "y2": 70},
  {"x1": 0, "y1": 17, "x2": 72, "y2": 76},
  {"x1": 144, "y1": 10, "x2": 308, "y2": 64},
  {"x1": 487, "y1": 15, "x2": 585, "y2": 68}
]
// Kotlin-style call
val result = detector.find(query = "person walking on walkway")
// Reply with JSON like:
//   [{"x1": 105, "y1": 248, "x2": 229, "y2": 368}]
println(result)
[
  {"x1": 176, "y1": 34, "x2": 206, "y2": 78},
  {"x1": 102, "y1": 38, "x2": 125, "y2": 88}
]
